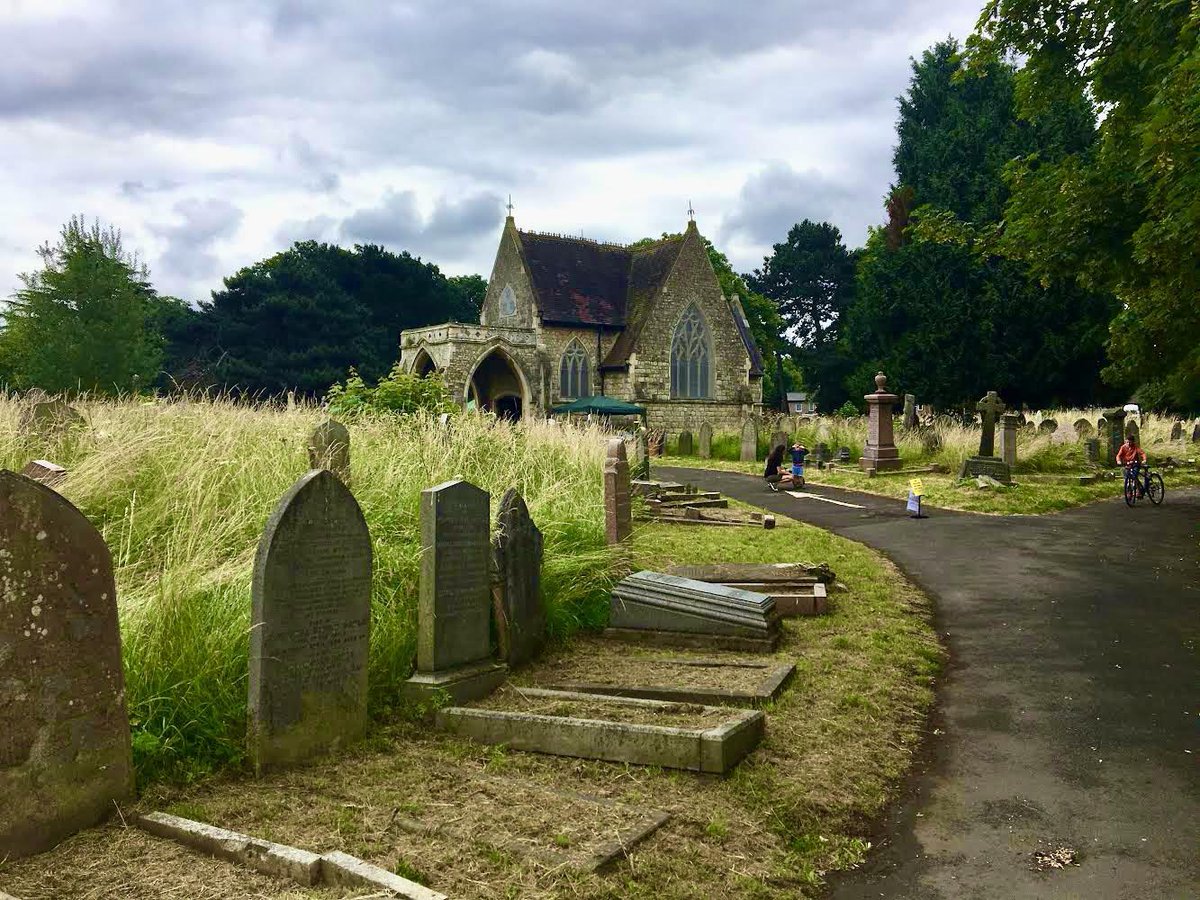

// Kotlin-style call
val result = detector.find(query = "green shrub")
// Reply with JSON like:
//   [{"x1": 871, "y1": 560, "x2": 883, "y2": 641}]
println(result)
[{"x1": 327, "y1": 365, "x2": 458, "y2": 417}]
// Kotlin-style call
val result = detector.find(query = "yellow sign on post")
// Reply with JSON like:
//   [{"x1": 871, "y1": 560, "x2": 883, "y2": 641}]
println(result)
[{"x1": 909, "y1": 478, "x2": 925, "y2": 497}]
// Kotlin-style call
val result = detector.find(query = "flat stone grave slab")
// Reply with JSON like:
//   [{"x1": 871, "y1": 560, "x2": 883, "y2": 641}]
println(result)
[
  {"x1": 644, "y1": 507, "x2": 776, "y2": 529},
  {"x1": 533, "y1": 645, "x2": 795, "y2": 706},
  {"x1": 438, "y1": 686, "x2": 765, "y2": 773},
  {"x1": 665, "y1": 564, "x2": 828, "y2": 616}
]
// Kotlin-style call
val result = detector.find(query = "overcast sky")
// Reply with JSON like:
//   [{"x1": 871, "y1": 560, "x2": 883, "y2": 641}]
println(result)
[{"x1": 2, "y1": 0, "x2": 983, "y2": 303}]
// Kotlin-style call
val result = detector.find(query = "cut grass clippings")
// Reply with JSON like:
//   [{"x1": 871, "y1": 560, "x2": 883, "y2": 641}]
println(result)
[{"x1": 2, "y1": 514, "x2": 941, "y2": 899}]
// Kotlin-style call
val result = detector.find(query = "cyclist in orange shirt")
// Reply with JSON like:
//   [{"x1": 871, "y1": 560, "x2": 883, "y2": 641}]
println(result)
[{"x1": 1116, "y1": 435, "x2": 1147, "y2": 495}]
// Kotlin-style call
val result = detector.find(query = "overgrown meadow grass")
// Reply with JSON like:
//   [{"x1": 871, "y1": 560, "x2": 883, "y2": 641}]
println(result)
[{"x1": 0, "y1": 395, "x2": 618, "y2": 784}]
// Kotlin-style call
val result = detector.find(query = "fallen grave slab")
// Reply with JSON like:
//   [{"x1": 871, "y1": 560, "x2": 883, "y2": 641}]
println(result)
[
  {"x1": 607, "y1": 571, "x2": 781, "y2": 652},
  {"x1": 540, "y1": 657, "x2": 795, "y2": 706},
  {"x1": 667, "y1": 562, "x2": 833, "y2": 583},
  {"x1": 437, "y1": 687, "x2": 765, "y2": 773},
  {"x1": 643, "y1": 507, "x2": 776, "y2": 529}
]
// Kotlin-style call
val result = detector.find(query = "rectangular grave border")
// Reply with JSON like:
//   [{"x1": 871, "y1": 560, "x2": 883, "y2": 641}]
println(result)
[
  {"x1": 602, "y1": 626, "x2": 780, "y2": 653},
  {"x1": 137, "y1": 812, "x2": 446, "y2": 900},
  {"x1": 436, "y1": 687, "x2": 765, "y2": 774},
  {"x1": 541, "y1": 659, "x2": 795, "y2": 707}
]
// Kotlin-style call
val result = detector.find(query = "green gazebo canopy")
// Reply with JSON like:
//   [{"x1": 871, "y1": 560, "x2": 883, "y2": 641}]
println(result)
[{"x1": 550, "y1": 395, "x2": 647, "y2": 416}]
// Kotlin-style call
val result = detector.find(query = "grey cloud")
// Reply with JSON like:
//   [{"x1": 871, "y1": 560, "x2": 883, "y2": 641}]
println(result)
[
  {"x1": 274, "y1": 214, "x2": 338, "y2": 247},
  {"x1": 340, "y1": 190, "x2": 503, "y2": 259},
  {"x1": 150, "y1": 198, "x2": 243, "y2": 282}
]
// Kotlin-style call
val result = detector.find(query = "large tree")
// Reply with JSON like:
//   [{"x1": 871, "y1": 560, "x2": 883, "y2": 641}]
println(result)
[
  {"x1": 970, "y1": 1, "x2": 1200, "y2": 408},
  {"x1": 0, "y1": 217, "x2": 165, "y2": 394},
  {"x1": 197, "y1": 241, "x2": 476, "y2": 395}
]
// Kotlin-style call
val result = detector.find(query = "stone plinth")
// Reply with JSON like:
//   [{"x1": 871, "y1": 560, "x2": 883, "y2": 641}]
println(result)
[
  {"x1": 603, "y1": 439, "x2": 632, "y2": 544},
  {"x1": 860, "y1": 372, "x2": 901, "y2": 472},
  {"x1": 998, "y1": 413, "x2": 1019, "y2": 468}
]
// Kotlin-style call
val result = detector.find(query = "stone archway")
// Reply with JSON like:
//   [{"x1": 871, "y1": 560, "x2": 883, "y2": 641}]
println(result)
[
  {"x1": 466, "y1": 347, "x2": 529, "y2": 421},
  {"x1": 411, "y1": 346, "x2": 438, "y2": 377}
]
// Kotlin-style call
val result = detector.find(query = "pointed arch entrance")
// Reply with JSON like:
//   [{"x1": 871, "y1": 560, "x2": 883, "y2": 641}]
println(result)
[
  {"x1": 465, "y1": 345, "x2": 530, "y2": 421},
  {"x1": 411, "y1": 347, "x2": 438, "y2": 378}
]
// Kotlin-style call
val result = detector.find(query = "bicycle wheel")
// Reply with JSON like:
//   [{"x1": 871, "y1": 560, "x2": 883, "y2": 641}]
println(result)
[
  {"x1": 1148, "y1": 472, "x2": 1165, "y2": 505},
  {"x1": 1124, "y1": 476, "x2": 1138, "y2": 507}
]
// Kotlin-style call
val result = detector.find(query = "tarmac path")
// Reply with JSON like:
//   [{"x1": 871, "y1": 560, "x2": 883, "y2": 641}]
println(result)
[{"x1": 655, "y1": 466, "x2": 1200, "y2": 899}]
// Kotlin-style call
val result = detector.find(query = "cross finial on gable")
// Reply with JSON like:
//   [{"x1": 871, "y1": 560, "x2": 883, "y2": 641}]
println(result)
[
  {"x1": 687, "y1": 199, "x2": 695, "y2": 222},
  {"x1": 506, "y1": 194, "x2": 514, "y2": 217}
]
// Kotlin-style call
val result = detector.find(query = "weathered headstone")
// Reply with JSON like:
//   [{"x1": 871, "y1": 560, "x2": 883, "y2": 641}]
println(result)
[
  {"x1": 739, "y1": 418, "x2": 758, "y2": 462},
  {"x1": 0, "y1": 471, "x2": 134, "y2": 859},
  {"x1": 1037, "y1": 418, "x2": 1058, "y2": 436},
  {"x1": 1084, "y1": 438, "x2": 1100, "y2": 463},
  {"x1": 631, "y1": 429, "x2": 649, "y2": 479},
  {"x1": 677, "y1": 430, "x2": 695, "y2": 456},
  {"x1": 814, "y1": 442, "x2": 830, "y2": 465},
  {"x1": 860, "y1": 372, "x2": 902, "y2": 472},
  {"x1": 1103, "y1": 408, "x2": 1127, "y2": 462},
  {"x1": 1170, "y1": 420, "x2": 1182, "y2": 441},
  {"x1": 1074, "y1": 418, "x2": 1094, "y2": 440},
  {"x1": 491, "y1": 489, "x2": 545, "y2": 668},
  {"x1": 959, "y1": 391, "x2": 1011, "y2": 483},
  {"x1": 249, "y1": 470, "x2": 372, "y2": 773},
  {"x1": 404, "y1": 479, "x2": 506, "y2": 704},
  {"x1": 1124, "y1": 417, "x2": 1140, "y2": 443},
  {"x1": 19, "y1": 459, "x2": 67, "y2": 489},
  {"x1": 998, "y1": 413, "x2": 1019, "y2": 468},
  {"x1": 18, "y1": 400, "x2": 84, "y2": 439},
  {"x1": 604, "y1": 439, "x2": 632, "y2": 545},
  {"x1": 698, "y1": 422, "x2": 712, "y2": 459},
  {"x1": 1192, "y1": 422, "x2": 1200, "y2": 443},
  {"x1": 837, "y1": 447, "x2": 851, "y2": 463},
  {"x1": 770, "y1": 429, "x2": 789, "y2": 453},
  {"x1": 902, "y1": 394, "x2": 917, "y2": 430},
  {"x1": 307, "y1": 420, "x2": 351, "y2": 485}
]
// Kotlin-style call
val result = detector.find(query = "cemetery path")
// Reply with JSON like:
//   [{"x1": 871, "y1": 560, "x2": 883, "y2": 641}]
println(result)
[{"x1": 656, "y1": 467, "x2": 1200, "y2": 900}]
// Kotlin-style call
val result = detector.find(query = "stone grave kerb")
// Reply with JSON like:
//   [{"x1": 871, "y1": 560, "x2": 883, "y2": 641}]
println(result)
[
  {"x1": 0, "y1": 470, "x2": 134, "y2": 860},
  {"x1": 860, "y1": 372, "x2": 902, "y2": 472}
]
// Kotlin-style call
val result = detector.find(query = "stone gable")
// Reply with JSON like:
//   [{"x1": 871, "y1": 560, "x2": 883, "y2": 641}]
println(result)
[{"x1": 480, "y1": 220, "x2": 536, "y2": 330}]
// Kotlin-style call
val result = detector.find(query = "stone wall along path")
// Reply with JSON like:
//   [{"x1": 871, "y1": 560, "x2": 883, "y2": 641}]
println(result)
[
  {"x1": 249, "y1": 470, "x2": 373, "y2": 774},
  {"x1": 0, "y1": 470, "x2": 134, "y2": 860},
  {"x1": 307, "y1": 420, "x2": 351, "y2": 485},
  {"x1": 404, "y1": 479, "x2": 506, "y2": 704},
  {"x1": 491, "y1": 488, "x2": 545, "y2": 667}
]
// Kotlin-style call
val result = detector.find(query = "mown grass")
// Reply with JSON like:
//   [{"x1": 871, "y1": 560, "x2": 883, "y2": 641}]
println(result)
[
  {"x1": 1, "y1": 395, "x2": 618, "y2": 784},
  {"x1": 662, "y1": 408, "x2": 1200, "y2": 513}
]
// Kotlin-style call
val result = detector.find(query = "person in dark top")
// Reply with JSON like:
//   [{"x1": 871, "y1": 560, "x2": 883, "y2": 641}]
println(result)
[
  {"x1": 764, "y1": 443, "x2": 795, "y2": 491},
  {"x1": 789, "y1": 441, "x2": 809, "y2": 487}
]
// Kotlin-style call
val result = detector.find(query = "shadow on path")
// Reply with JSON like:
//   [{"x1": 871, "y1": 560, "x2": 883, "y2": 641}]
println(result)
[{"x1": 656, "y1": 466, "x2": 1200, "y2": 900}]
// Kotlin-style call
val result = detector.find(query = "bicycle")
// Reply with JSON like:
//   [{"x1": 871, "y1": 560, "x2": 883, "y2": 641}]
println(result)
[{"x1": 1123, "y1": 464, "x2": 1164, "y2": 507}]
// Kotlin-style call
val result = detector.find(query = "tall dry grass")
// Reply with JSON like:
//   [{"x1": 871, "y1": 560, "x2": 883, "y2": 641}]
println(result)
[{"x1": 1, "y1": 395, "x2": 618, "y2": 783}]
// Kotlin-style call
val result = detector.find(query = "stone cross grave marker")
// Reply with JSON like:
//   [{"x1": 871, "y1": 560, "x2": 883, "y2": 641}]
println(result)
[
  {"x1": 998, "y1": 413, "x2": 1019, "y2": 468},
  {"x1": 491, "y1": 488, "x2": 545, "y2": 667},
  {"x1": 739, "y1": 418, "x2": 758, "y2": 462},
  {"x1": 248, "y1": 470, "x2": 372, "y2": 774},
  {"x1": 1170, "y1": 420, "x2": 1182, "y2": 441},
  {"x1": 604, "y1": 438, "x2": 632, "y2": 545},
  {"x1": 677, "y1": 430, "x2": 694, "y2": 456},
  {"x1": 404, "y1": 479, "x2": 506, "y2": 703},
  {"x1": 976, "y1": 391, "x2": 1006, "y2": 457},
  {"x1": 307, "y1": 420, "x2": 351, "y2": 485},
  {"x1": 903, "y1": 394, "x2": 918, "y2": 430},
  {"x1": 0, "y1": 470, "x2": 134, "y2": 860},
  {"x1": 698, "y1": 422, "x2": 712, "y2": 459}
]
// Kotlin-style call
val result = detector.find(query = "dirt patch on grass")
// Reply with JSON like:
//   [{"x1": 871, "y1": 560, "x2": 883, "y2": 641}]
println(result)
[
  {"x1": 0, "y1": 823, "x2": 358, "y2": 900},
  {"x1": 473, "y1": 686, "x2": 733, "y2": 729}
]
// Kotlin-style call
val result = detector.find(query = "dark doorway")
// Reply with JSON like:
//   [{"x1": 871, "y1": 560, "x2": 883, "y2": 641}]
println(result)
[{"x1": 469, "y1": 349, "x2": 526, "y2": 421}]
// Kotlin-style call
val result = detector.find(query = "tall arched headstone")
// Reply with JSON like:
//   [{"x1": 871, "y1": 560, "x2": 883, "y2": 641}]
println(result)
[
  {"x1": 739, "y1": 418, "x2": 758, "y2": 462},
  {"x1": 307, "y1": 420, "x2": 351, "y2": 485},
  {"x1": 677, "y1": 430, "x2": 695, "y2": 456},
  {"x1": 249, "y1": 470, "x2": 372, "y2": 774},
  {"x1": 491, "y1": 489, "x2": 545, "y2": 667},
  {"x1": 0, "y1": 471, "x2": 133, "y2": 860},
  {"x1": 698, "y1": 422, "x2": 713, "y2": 459}
]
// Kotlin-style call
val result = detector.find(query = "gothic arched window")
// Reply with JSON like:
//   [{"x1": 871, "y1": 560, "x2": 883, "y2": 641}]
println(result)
[
  {"x1": 499, "y1": 284, "x2": 517, "y2": 318},
  {"x1": 559, "y1": 339, "x2": 591, "y2": 399},
  {"x1": 671, "y1": 303, "x2": 712, "y2": 399}
]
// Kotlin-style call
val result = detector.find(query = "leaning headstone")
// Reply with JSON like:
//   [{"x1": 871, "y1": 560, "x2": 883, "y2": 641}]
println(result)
[
  {"x1": 677, "y1": 430, "x2": 695, "y2": 456},
  {"x1": 19, "y1": 459, "x2": 67, "y2": 489},
  {"x1": 770, "y1": 429, "x2": 789, "y2": 453},
  {"x1": 604, "y1": 439, "x2": 632, "y2": 545},
  {"x1": 739, "y1": 418, "x2": 758, "y2": 462},
  {"x1": 404, "y1": 479, "x2": 506, "y2": 704},
  {"x1": 902, "y1": 394, "x2": 918, "y2": 430},
  {"x1": 1073, "y1": 418, "x2": 1094, "y2": 440},
  {"x1": 307, "y1": 420, "x2": 351, "y2": 485},
  {"x1": 998, "y1": 413, "x2": 1019, "y2": 468},
  {"x1": 0, "y1": 470, "x2": 134, "y2": 860},
  {"x1": 249, "y1": 470, "x2": 372, "y2": 774},
  {"x1": 491, "y1": 488, "x2": 545, "y2": 667},
  {"x1": 958, "y1": 391, "x2": 1011, "y2": 483},
  {"x1": 698, "y1": 422, "x2": 713, "y2": 459},
  {"x1": 1170, "y1": 420, "x2": 1182, "y2": 441},
  {"x1": 1103, "y1": 408, "x2": 1127, "y2": 462},
  {"x1": 860, "y1": 372, "x2": 901, "y2": 472}
]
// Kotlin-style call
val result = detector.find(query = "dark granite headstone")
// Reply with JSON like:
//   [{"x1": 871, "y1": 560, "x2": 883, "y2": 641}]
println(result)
[
  {"x1": 1103, "y1": 409, "x2": 1127, "y2": 462},
  {"x1": 491, "y1": 488, "x2": 544, "y2": 667},
  {"x1": 604, "y1": 439, "x2": 632, "y2": 545},
  {"x1": 19, "y1": 459, "x2": 67, "y2": 489},
  {"x1": 248, "y1": 470, "x2": 372, "y2": 773},
  {"x1": 958, "y1": 456, "x2": 1012, "y2": 483},
  {"x1": 698, "y1": 422, "x2": 712, "y2": 459},
  {"x1": 1170, "y1": 420, "x2": 1182, "y2": 441},
  {"x1": 677, "y1": 430, "x2": 694, "y2": 456},
  {"x1": 404, "y1": 479, "x2": 505, "y2": 703},
  {"x1": 307, "y1": 420, "x2": 351, "y2": 485},
  {"x1": 1192, "y1": 422, "x2": 1200, "y2": 443},
  {"x1": 837, "y1": 447, "x2": 851, "y2": 463},
  {"x1": 739, "y1": 418, "x2": 758, "y2": 462},
  {"x1": 0, "y1": 470, "x2": 133, "y2": 860},
  {"x1": 959, "y1": 391, "x2": 1012, "y2": 482}
]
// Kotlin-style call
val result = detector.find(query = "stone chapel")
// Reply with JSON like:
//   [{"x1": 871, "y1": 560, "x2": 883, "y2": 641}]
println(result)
[{"x1": 398, "y1": 214, "x2": 763, "y2": 429}]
